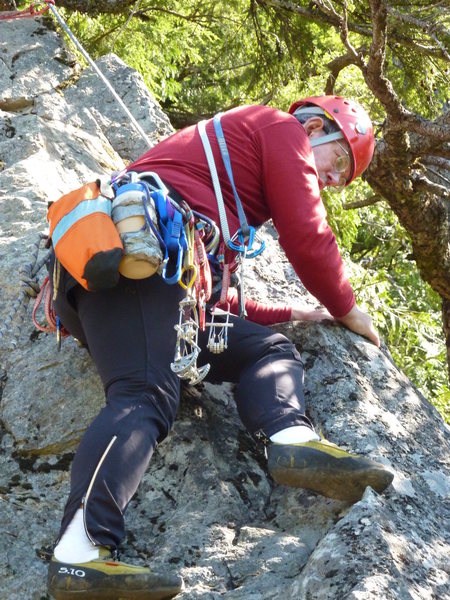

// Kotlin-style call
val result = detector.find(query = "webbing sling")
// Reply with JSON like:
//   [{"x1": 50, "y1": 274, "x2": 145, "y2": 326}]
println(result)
[
  {"x1": 198, "y1": 114, "x2": 265, "y2": 258},
  {"x1": 198, "y1": 113, "x2": 266, "y2": 319}
]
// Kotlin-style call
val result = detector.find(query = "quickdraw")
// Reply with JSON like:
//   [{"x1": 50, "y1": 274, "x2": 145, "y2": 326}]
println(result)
[{"x1": 153, "y1": 190, "x2": 188, "y2": 285}]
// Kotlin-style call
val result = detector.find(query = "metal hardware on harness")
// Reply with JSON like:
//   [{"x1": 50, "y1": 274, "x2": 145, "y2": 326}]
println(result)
[
  {"x1": 237, "y1": 253, "x2": 247, "y2": 319},
  {"x1": 112, "y1": 170, "x2": 189, "y2": 286},
  {"x1": 112, "y1": 170, "x2": 214, "y2": 386},
  {"x1": 171, "y1": 295, "x2": 210, "y2": 385},
  {"x1": 206, "y1": 306, "x2": 234, "y2": 354}
]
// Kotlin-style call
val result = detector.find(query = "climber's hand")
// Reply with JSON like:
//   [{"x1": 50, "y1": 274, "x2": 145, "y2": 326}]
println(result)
[
  {"x1": 291, "y1": 306, "x2": 334, "y2": 322},
  {"x1": 338, "y1": 303, "x2": 380, "y2": 347}
]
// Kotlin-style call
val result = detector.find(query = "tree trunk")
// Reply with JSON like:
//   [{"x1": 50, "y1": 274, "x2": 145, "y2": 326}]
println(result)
[
  {"x1": 366, "y1": 141, "x2": 450, "y2": 301},
  {"x1": 443, "y1": 299, "x2": 450, "y2": 381}
]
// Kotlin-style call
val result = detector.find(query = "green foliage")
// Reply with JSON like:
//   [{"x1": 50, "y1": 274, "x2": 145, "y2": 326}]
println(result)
[
  {"x1": 58, "y1": 1, "x2": 343, "y2": 122},
  {"x1": 323, "y1": 187, "x2": 449, "y2": 422}
]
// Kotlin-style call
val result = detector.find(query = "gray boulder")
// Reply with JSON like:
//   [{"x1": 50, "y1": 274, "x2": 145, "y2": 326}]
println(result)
[{"x1": 0, "y1": 15, "x2": 449, "y2": 600}]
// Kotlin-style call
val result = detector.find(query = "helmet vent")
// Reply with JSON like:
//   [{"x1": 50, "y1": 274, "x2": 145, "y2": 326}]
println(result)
[{"x1": 356, "y1": 122, "x2": 367, "y2": 134}]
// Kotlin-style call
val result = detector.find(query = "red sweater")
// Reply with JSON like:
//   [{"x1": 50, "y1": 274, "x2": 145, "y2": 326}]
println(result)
[{"x1": 129, "y1": 105, "x2": 355, "y2": 323}]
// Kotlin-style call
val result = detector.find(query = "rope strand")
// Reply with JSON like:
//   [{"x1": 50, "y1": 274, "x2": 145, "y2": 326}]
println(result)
[
  {"x1": 0, "y1": 234, "x2": 51, "y2": 349},
  {"x1": 46, "y1": 2, "x2": 152, "y2": 149}
]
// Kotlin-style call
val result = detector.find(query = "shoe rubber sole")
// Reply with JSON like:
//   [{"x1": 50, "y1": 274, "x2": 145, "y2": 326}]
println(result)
[
  {"x1": 267, "y1": 443, "x2": 394, "y2": 503},
  {"x1": 49, "y1": 591, "x2": 181, "y2": 600},
  {"x1": 47, "y1": 559, "x2": 184, "y2": 600}
]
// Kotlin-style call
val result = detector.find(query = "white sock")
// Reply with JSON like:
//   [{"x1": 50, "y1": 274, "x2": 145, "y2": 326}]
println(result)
[
  {"x1": 270, "y1": 425, "x2": 320, "y2": 444},
  {"x1": 54, "y1": 508, "x2": 100, "y2": 563}
]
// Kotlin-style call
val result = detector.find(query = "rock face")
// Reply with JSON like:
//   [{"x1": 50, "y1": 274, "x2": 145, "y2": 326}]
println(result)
[{"x1": 0, "y1": 15, "x2": 449, "y2": 600}]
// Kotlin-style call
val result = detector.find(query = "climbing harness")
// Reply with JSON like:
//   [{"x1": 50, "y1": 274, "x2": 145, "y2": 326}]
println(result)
[
  {"x1": 198, "y1": 114, "x2": 265, "y2": 320},
  {"x1": 199, "y1": 115, "x2": 265, "y2": 257},
  {"x1": 110, "y1": 170, "x2": 215, "y2": 385},
  {"x1": 41, "y1": 167, "x2": 219, "y2": 382}
]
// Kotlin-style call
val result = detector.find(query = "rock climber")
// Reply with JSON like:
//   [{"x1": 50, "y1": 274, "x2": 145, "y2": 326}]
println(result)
[{"x1": 46, "y1": 95, "x2": 394, "y2": 600}]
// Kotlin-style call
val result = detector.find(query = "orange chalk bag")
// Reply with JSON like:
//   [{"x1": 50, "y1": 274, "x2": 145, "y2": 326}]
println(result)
[{"x1": 47, "y1": 181, "x2": 124, "y2": 291}]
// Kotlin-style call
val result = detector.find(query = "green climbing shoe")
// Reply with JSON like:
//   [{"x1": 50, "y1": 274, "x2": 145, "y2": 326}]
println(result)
[
  {"x1": 47, "y1": 547, "x2": 184, "y2": 600},
  {"x1": 267, "y1": 439, "x2": 394, "y2": 503}
]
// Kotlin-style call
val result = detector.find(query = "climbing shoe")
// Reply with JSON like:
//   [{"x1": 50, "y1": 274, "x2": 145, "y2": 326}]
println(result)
[
  {"x1": 267, "y1": 439, "x2": 394, "y2": 503},
  {"x1": 47, "y1": 547, "x2": 184, "y2": 600}
]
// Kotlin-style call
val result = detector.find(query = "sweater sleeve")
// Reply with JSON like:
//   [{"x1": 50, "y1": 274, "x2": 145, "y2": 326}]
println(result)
[
  {"x1": 256, "y1": 120, "x2": 355, "y2": 318},
  {"x1": 220, "y1": 288, "x2": 292, "y2": 326}
]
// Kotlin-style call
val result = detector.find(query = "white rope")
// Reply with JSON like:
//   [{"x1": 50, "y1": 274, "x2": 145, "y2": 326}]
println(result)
[{"x1": 47, "y1": 3, "x2": 152, "y2": 149}]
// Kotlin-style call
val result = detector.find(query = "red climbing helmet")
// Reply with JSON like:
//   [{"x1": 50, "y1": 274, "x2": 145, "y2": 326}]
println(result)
[{"x1": 289, "y1": 95, "x2": 375, "y2": 184}]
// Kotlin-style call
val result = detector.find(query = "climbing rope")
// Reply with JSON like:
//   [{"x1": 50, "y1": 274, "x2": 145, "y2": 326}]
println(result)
[
  {"x1": 0, "y1": 234, "x2": 51, "y2": 349},
  {"x1": 0, "y1": 1, "x2": 152, "y2": 149},
  {"x1": 0, "y1": 1, "x2": 54, "y2": 20},
  {"x1": 32, "y1": 274, "x2": 70, "y2": 350}
]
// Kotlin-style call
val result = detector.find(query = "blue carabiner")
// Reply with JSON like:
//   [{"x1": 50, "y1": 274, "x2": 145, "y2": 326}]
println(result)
[
  {"x1": 152, "y1": 189, "x2": 169, "y2": 226},
  {"x1": 160, "y1": 210, "x2": 188, "y2": 285},
  {"x1": 228, "y1": 226, "x2": 265, "y2": 258}
]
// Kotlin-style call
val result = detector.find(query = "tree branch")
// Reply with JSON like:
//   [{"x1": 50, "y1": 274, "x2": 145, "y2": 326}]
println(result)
[
  {"x1": 411, "y1": 172, "x2": 450, "y2": 196},
  {"x1": 134, "y1": 4, "x2": 211, "y2": 24},
  {"x1": 362, "y1": 0, "x2": 450, "y2": 148},
  {"x1": 421, "y1": 156, "x2": 450, "y2": 170},
  {"x1": 422, "y1": 165, "x2": 450, "y2": 188},
  {"x1": 256, "y1": 0, "x2": 450, "y2": 59},
  {"x1": 342, "y1": 195, "x2": 383, "y2": 210},
  {"x1": 388, "y1": 7, "x2": 450, "y2": 62},
  {"x1": 325, "y1": 50, "x2": 362, "y2": 93}
]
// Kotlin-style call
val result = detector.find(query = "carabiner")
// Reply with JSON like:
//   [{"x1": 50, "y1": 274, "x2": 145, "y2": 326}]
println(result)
[
  {"x1": 179, "y1": 223, "x2": 197, "y2": 289},
  {"x1": 228, "y1": 226, "x2": 265, "y2": 258}
]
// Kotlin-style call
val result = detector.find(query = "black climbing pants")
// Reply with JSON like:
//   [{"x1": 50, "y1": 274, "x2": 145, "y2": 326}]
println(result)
[{"x1": 54, "y1": 272, "x2": 312, "y2": 549}]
